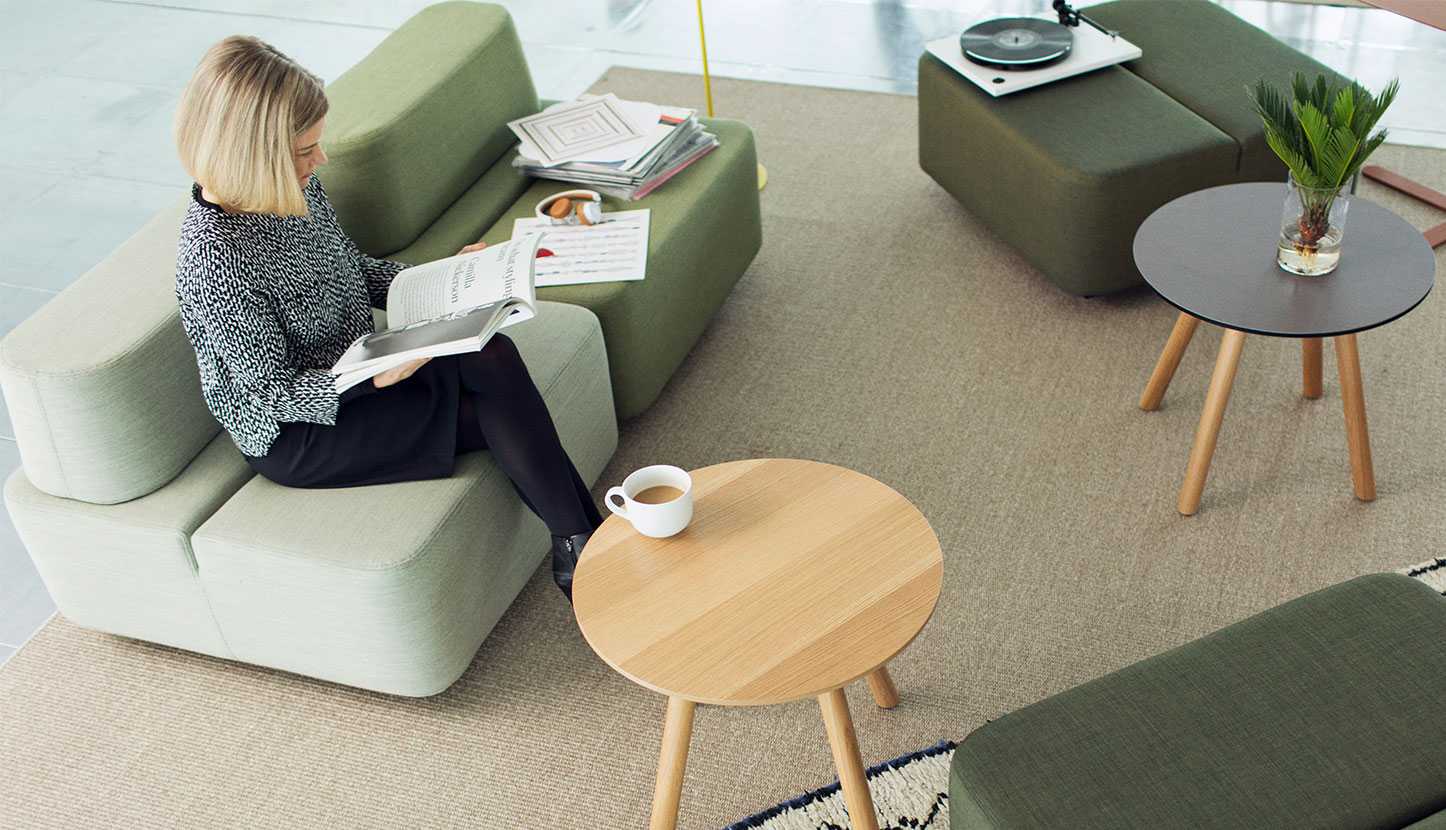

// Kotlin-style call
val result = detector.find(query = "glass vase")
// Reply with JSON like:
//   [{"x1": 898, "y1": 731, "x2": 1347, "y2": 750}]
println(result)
[{"x1": 1277, "y1": 174, "x2": 1349, "y2": 276}]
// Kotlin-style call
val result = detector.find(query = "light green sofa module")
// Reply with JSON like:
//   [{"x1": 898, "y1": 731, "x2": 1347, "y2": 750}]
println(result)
[
  {"x1": 950, "y1": 574, "x2": 1446, "y2": 829},
  {"x1": 0, "y1": 2, "x2": 620, "y2": 697},
  {"x1": 321, "y1": 1, "x2": 764, "y2": 418},
  {"x1": 3, "y1": 433, "x2": 250, "y2": 657},
  {"x1": 192, "y1": 304, "x2": 614, "y2": 697}
]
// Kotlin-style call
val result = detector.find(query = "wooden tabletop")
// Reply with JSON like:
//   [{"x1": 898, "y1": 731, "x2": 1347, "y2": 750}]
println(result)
[{"x1": 572, "y1": 459, "x2": 944, "y2": 706}]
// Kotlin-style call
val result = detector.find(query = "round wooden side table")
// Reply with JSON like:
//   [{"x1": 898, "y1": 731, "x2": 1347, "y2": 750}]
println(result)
[
  {"x1": 1135, "y1": 183, "x2": 1435, "y2": 515},
  {"x1": 572, "y1": 459, "x2": 944, "y2": 830}
]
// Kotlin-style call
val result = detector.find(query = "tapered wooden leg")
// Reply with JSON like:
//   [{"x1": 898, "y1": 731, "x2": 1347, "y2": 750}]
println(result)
[
  {"x1": 649, "y1": 697, "x2": 696, "y2": 830},
  {"x1": 1334, "y1": 334, "x2": 1376, "y2": 501},
  {"x1": 1302, "y1": 338, "x2": 1323, "y2": 399},
  {"x1": 865, "y1": 666, "x2": 899, "y2": 709},
  {"x1": 1140, "y1": 312, "x2": 1201, "y2": 411},
  {"x1": 1178, "y1": 329, "x2": 1247, "y2": 516},
  {"x1": 818, "y1": 688, "x2": 879, "y2": 830}
]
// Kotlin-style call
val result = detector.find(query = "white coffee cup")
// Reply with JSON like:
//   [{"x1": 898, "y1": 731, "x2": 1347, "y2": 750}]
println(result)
[{"x1": 606, "y1": 465, "x2": 693, "y2": 538}]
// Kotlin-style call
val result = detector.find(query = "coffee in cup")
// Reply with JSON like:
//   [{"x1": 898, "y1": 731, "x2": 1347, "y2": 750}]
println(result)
[{"x1": 606, "y1": 465, "x2": 693, "y2": 538}]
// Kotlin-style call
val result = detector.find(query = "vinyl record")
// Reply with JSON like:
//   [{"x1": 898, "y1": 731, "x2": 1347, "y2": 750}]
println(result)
[{"x1": 960, "y1": 17, "x2": 1074, "y2": 69}]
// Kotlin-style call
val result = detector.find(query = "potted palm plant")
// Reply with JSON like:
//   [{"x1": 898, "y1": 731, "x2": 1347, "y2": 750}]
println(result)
[{"x1": 1248, "y1": 73, "x2": 1398, "y2": 276}]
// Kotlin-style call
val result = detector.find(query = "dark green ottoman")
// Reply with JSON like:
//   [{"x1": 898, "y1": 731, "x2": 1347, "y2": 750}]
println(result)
[
  {"x1": 918, "y1": 0, "x2": 1342, "y2": 296},
  {"x1": 1087, "y1": 0, "x2": 1348, "y2": 181},
  {"x1": 950, "y1": 574, "x2": 1446, "y2": 829}
]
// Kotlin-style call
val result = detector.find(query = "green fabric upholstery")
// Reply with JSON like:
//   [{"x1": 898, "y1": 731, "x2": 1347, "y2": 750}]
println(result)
[
  {"x1": 3, "y1": 433, "x2": 251, "y2": 657},
  {"x1": 918, "y1": 0, "x2": 1356, "y2": 294},
  {"x1": 919, "y1": 54, "x2": 1237, "y2": 296},
  {"x1": 0, "y1": 1, "x2": 743, "y2": 694},
  {"x1": 1089, "y1": 0, "x2": 1348, "y2": 181},
  {"x1": 191, "y1": 303, "x2": 616, "y2": 696},
  {"x1": 386, "y1": 148, "x2": 534, "y2": 263},
  {"x1": 319, "y1": 1, "x2": 538, "y2": 256},
  {"x1": 0, "y1": 198, "x2": 220, "y2": 504},
  {"x1": 950, "y1": 574, "x2": 1446, "y2": 829},
  {"x1": 395, "y1": 117, "x2": 764, "y2": 418}
]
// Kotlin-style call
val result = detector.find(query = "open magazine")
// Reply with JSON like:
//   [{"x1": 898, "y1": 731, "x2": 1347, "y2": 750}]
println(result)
[{"x1": 331, "y1": 233, "x2": 543, "y2": 393}]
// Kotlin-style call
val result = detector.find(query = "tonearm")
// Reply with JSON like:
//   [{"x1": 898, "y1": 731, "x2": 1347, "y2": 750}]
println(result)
[{"x1": 1053, "y1": 0, "x2": 1119, "y2": 39}]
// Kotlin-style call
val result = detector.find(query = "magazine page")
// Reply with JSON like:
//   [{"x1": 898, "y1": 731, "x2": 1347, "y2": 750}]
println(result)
[{"x1": 385, "y1": 233, "x2": 541, "y2": 329}]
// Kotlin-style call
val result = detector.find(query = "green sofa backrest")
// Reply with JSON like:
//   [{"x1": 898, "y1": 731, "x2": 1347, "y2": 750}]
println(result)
[
  {"x1": 0, "y1": 199, "x2": 221, "y2": 504},
  {"x1": 319, "y1": 1, "x2": 539, "y2": 256}
]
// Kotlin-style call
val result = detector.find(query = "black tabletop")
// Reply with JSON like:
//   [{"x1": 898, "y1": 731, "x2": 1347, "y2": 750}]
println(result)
[{"x1": 1134, "y1": 183, "x2": 1435, "y2": 338}]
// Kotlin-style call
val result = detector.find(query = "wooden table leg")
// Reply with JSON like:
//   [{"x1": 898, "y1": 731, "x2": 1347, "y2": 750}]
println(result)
[
  {"x1": 818, "y1": 688, "x2": 879, "y2": 830},
  {"x1": 1178, "y1": 329, "x2": 1247, "y2": 516},
  {"x1": 650, "y1": 696, "x2": 696, "y2": 830},
  {"x1": 865, "y1": 666, "x2": 899, "y2": 709},
  {"x1": 1334, "y1": 334, "x2": 1376, "y2": 501},
  {"x1": 1302, "y1": 338, "x2": 1323, "y2": 399},
  {"x1": 1140, "y1": 312, "x2": 1200, "y2": 411}
]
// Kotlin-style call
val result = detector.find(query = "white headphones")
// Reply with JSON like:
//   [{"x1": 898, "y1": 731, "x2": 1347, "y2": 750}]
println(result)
[{"x1": 535, "y1": 190, "x2": 603, "y2": 226}]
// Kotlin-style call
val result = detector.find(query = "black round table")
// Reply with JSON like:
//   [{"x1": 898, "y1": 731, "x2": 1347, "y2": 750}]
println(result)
[{"x1": 1134, "y1": 183, "x2": 1435, "y2": 515}]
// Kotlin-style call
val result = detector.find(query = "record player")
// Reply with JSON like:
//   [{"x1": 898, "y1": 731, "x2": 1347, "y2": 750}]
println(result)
[{"x1": 924, "y1": 1, "x2": 1141, "y2": 97}]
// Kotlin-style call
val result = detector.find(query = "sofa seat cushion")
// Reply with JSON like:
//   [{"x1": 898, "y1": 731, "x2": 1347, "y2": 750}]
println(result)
[
  {"x1": 189, "y1": 301, "x2": 617, "y2": 696},
  {"x1": 394, "y1": 117, "x2": 763, "y2": 417},
  {"x1": 0, "y1": 198, "x2": 220, "y2": 504},
  {"x1": 3, "y1": 432, "x2": 252, "y2": 656},
  {"x1": 918, "y1": 53, "x2": 1238, "y2": 295},
  {"x1": 319, "y1": 1, "x2": 539, "y2": 256},
  {"x1": 1088, "y1": 0, "x2": 1348, "y2": 180},
  {"x1": 949, "y1": 574, "x2": 1446, "y2": 829}
]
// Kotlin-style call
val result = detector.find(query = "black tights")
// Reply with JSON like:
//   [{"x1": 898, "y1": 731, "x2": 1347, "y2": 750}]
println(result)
[{"x1": 453, "y1": 335, "x2": 602, "y2": 538}]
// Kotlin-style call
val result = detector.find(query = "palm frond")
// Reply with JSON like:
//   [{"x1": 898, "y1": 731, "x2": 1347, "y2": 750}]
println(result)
[
  {"x1": 1319, "y1": 126, "x2": 1361, "y2": 188},
  {"x1": 1296, "y1": 102, "x2": 1330, "y2": 170},
  {"x1": 1247, "y1": 73, "x2": 1397, "y2": 189},
  {"x1": 1329, "y1": 86, "x2": 1355, "y2": 132}
]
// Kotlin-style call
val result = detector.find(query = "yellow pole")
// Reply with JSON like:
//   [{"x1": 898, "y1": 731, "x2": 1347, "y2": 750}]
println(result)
[
  {"x1": 695, "y1": 0, "x2": 715, "y2": 118},
  {"x1": 694, "y1": 0, "x2": 766, "y2": 190}
]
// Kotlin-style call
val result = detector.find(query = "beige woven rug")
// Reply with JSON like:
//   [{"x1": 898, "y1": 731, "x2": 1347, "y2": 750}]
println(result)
[{"x1": 1, "y1": 70, "x2": 1443, "y2": 829}]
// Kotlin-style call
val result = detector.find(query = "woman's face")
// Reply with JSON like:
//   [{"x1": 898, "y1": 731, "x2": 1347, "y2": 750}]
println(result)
[{"x1": 293, "y1": 117, "x2": 328, "y2": 185}]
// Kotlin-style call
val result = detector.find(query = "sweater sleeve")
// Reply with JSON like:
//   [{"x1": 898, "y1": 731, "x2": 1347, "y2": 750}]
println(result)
[
  {"x1": 191, "y1": 245, "x2": 346, "y2": 426},
  {"x1": 356, "y1": 252, "x2": 407, "y2": 310}
]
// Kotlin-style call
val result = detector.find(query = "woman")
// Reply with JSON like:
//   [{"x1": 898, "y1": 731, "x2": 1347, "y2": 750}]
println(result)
[{"x1": 172, "y1": 36, "x2": 600, "y2": 601}]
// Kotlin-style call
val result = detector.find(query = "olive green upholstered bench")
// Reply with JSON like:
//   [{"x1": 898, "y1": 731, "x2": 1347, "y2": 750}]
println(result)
[
  {"x1": 918, "y1": 0, "x2": 1343, "y2": 296},
  {"x1": 950, "y1": 574, "x2": 1446, "y2": 828},
  {"x1": 324, "y1": 2, "x2": 762, "y2": 418}
]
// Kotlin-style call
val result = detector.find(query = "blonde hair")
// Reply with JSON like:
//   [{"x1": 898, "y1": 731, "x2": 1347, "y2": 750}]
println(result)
[{"x1": 174, "y1": 36, "x2": 328, "y2": 216}]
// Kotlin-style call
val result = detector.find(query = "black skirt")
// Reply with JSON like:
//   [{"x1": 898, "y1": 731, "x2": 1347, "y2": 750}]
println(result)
[{"x1": 243, "y1": 354, "x2": 464, "y2": 488}]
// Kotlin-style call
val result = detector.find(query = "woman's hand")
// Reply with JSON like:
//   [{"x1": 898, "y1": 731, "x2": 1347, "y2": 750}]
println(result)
[
  {"x1": 457, "y1": 240, "x2": 488, "y2": 255},
  {"x1": 373, "y1": 357, "x2": 430, "y2": 389}
]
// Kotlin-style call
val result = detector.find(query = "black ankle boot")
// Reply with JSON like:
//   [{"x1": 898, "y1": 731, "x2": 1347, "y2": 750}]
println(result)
[{"x1": 550, "y1": 531, "x2": 592, "y2": 603}]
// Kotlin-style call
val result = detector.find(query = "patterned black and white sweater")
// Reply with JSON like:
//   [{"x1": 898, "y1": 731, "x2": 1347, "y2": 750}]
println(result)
[{"x1": 175, "y1": 176, "x2": 406, "y2": 457}]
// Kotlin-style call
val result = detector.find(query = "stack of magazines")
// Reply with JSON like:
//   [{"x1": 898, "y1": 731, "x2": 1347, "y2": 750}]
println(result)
[{"x1": 508, "y1": 94, "x2": 719, "y2": 200}]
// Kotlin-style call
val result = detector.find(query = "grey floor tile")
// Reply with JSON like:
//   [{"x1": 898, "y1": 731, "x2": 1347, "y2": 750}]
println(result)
[
  {"x1": 0, "y1": 72, "x2": 181, "y2": 185},
  {"x1": 0, "y1": 642, "x2": 15, "y2": 666},
  {"x1": 0, "y1": 439, "x2": 56, "y2": 648},
  {"x1": 121, "y1": 0, "x2": 1444, "y2": 146},
  {"x1": 0, "y1": 168, "x2": 183, "y2": 293},
  {"x1": 0, "y1": 0, "x2": 389, "y2": 90}
]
